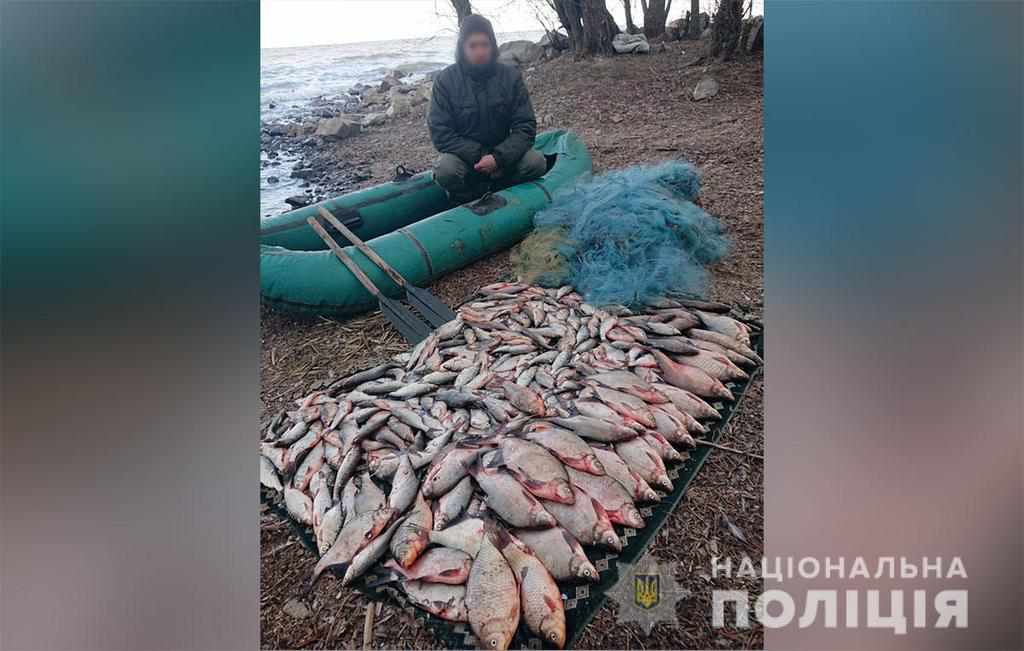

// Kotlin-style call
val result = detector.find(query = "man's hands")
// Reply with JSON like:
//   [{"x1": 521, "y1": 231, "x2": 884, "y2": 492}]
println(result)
[{"x1": 473, "y1": 154, "x2": 498, "y2": 176}]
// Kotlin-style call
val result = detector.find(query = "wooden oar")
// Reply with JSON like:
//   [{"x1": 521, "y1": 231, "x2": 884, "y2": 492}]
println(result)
[
  {"x1": 306, "y1": 216, "x2": 434, "y2": 344},
  {"x1": 316, "y1": 207, "x2": 457, "y2": 328}
]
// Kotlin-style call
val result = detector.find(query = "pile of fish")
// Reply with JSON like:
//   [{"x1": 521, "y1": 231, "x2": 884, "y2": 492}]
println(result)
[{"x1": 260, "y1": 282, "x2": 761, "y2": 650}]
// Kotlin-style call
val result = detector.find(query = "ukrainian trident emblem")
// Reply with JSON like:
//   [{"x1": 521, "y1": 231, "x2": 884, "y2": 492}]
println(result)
[
  {"x1": 608, "y1": 556, "x2": 689, "y2": 635},
  {"x1": 634, "y1": 573, "x2": 661, "y2": 609}
]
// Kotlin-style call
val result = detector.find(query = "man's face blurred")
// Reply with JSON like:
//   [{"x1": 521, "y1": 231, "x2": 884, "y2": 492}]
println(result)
[{"x1": 463, "y1": 33, "x2": 492, "y2": 66}]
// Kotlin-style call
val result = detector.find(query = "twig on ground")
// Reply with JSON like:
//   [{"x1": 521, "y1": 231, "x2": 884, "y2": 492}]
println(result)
[
  {"x1": 262, "y1": 540, "x2": 297, "y2": 559},
  {"x1": 362, "y1": 601, "x2": 376, "y2": 649},
  {"x1": 694, "y1": 438, "x2": 763, "y2": 460}
]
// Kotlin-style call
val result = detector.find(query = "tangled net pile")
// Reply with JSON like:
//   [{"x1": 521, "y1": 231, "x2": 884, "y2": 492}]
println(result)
[{"x1": 514, "y1": 161, "x2": 729, "y2": 307}]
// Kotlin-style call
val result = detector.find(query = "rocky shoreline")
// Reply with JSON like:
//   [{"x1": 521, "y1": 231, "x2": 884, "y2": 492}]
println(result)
[{"x1": 260, "y1": 68, "x2": 437, "y2": 211}]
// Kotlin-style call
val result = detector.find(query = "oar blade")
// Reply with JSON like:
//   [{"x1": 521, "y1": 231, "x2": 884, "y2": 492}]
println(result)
[
  {"x1": 379, "y1": 296, "x2": 433, "y2": 345},
  {"x1": 404, "y1": 286, "x2": 457, "y2": 327}
]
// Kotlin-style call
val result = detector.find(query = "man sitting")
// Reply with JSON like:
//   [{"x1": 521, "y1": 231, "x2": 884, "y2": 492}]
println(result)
[{"x1": 427, "y1": 14, "x2": 547, "y2": 203}]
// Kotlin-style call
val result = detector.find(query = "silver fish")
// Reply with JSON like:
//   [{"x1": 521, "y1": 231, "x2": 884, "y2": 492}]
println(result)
[
  {"x1": 403, "y1": 581, "x2": 469, "y2": 622},
  {"x1": 512, "y1": 526, "x2": 599, "y2": 583},
  {"x1": 426, "y1": 517, "x2": 486, "y2": 557},
  {"x1": 391, "y1": 492, "x2": 432, "y2": 568},
  {"x1": 471, "y1": 464, "x2": 556, "y2": 528},
  {"x1": 466, "y1": 534, "x2": 520, "y2": 651},
  {"x1": 433, "y1": 476, "x2": 474, "y2": 530},
  {"x1": 260, "y1": 456, "x2": 283, "y2": 491},
  {"x1": 490, "y1": 527, "x2": 565, "y2": 648},
  {"x1": 387, "y1": 454, "x2": 419, "y2": 513}
]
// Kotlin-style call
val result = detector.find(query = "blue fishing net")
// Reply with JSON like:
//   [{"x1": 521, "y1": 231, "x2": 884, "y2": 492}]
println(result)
[{"x1": 516, "y1": 161, "x2": 729, "y2": 306}]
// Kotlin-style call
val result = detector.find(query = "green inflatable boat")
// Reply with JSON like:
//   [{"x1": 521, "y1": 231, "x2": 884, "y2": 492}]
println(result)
[{"x1": 261, "y1": 130, "x2": 591, "y2": 316}]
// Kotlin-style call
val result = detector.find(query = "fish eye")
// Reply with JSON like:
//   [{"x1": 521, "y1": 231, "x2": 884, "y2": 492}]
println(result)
[{"x1": 490, "y1": 640, "x2": 498, "y2": 647}]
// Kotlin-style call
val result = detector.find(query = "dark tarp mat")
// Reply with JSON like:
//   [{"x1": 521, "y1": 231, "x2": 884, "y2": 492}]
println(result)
[{"x1": 263, "y1": 323, "x2": 763, "y2": 650}]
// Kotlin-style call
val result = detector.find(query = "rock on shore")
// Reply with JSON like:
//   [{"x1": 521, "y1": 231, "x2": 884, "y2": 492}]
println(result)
[{"x1": 498, "y1": 40, "x2": 543, "y2": 66}]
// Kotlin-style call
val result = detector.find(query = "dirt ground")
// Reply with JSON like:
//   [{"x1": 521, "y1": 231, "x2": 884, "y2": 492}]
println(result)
[{"x1": 261, "y1": 43, "x2": 763, "y2": 650}]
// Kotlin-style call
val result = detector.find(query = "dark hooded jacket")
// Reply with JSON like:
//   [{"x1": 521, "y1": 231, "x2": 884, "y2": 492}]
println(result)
[{"x1": 427, "y1": 15, "x2": 537, "y2": 170}]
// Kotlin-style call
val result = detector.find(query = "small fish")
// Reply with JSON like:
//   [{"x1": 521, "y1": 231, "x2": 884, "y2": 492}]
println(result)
[
  {"x1": 423, "y1": 444, "x2": 485, "y2": 497},
  {"x1": 284, "y1": 425, "x2": 322, "y2": 474},
  {"x1": 615, "y1": 437, "x2": 674, "y2": 492},
  {"x1": 422, "y1": 371, "x2": 458, "y2": 385},
  {"x1": 590, "y1": 385, "x2": 658, "y2": 428},
  {"x1": 343, "y1": 516, "x2": 405, "y2": 586},
  {"x1": 548, "y1": 415, "x2": 639, "y2": 442},
  {"x1": 490, "y1": 528, "x2": 566, "y2": 648},
  {"x1": 471, "y1": 464, "x2": 557, "y2": 529},
  {"x1": 541, "y1": 485, "x2": 620, "y2": 550},
  {"x1": 653, "y1": 383, "x2": 721, "y2": 420},
  {"x1": 275, "y1": 419, "x2": 309, "y2": 447},
  {"x1": 651, "y1": 350, "x2": 734, "y2": 401},
  {"x1": 512, "y1": 526, "x2": 599, "y2": 583},
  {"x1": 587, "y1": 370, "x2": 668, "y2": 404},
  {"x1": 591, "y1": 447, "x2": 660, "y2": 502},
  {"x1": 643, "y1": 430, "x2": 685, "y2": 462},
  {"x1": 260, "y1": 442, "x2": 289, "y2": 474},
  {"x1": 351, "y1": 472, "x2": 387, "y2": 518},
  {"x1": 466, "y1": 534, "x2": 520, "y2": 651},
  {"x1": 403, "y1": 581, "x2": 469, "y2": 622},
  {"x1": 433, "y1": 476, "x2": 474, "y2": 530},
  {"x1": 328, "y1": 362, "x2": 397, "y2": 393},
  {"x1": 311, "y1": 506, "x2": 395, "y2": 585},
  {"x1": 383, "y1": 547, "x2": 472, "y2": 585},
  {"x1": 647, "y1": 336, "x2": 702, "y2": 355},
  {"x1": 495, "y1": 439, "x2": 574, "y2": 504},
  {"x1": 425, "y1": 517, "x2": 486, "y2": 557},
  {"x1": 284, "y1": 486, "x2": 313, "y2": 525},
  {"x1": 521, "y1": 423, "x2": 606, "y2": 475},
  {"x1": 359, "y1": 380, "x2": 407, "y2": 395},
  {"x1": 331, "y1": 445, "x2": 361, "y2": 500},
  {"x1": 317, "y1": 503, "x2": 343, "y2": 554},
  {"x1": 676, "y1": 349, "x2": 749, "y2": 382},
  {"x1": 695, "y1": 310, "x2": 752, "y2": 345},
  {"x1": 688, "y1": 328, "x2": 762, "y2": 364},
  {"x1": 391, "y1": 492, "x2": 432, "y2": 568},
  {"x1": 387, "y1": 454, "x2": 419, "y2": 513},
  {"x1": 566, "y1": 467, "x2": 645, "y2": 528},
  {"x1": 290, "y1": 442, "x2": 325, "y2": 493},
  {"x1": 260, "y1": 456, "x2": 283, "y2": 491}
]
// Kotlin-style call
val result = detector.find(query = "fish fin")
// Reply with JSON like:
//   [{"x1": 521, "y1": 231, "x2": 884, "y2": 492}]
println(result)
[
  {"x1": 482, "y1": 449, "x2": 506, "y2": 470},
  {"x1": 363, "y1": 568, "x2": 403, "y2": 589},
  {"x1": 487, "y1": 525, "x2": 514, "y2": 550}
]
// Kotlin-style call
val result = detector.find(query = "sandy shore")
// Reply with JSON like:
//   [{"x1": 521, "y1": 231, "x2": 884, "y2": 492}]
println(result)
[{"x1": 261, "y1": 42, "x2": 763, "y2": 649}]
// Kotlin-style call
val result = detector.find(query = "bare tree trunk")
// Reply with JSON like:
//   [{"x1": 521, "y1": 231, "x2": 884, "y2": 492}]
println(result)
[
  {"x1": 551, "y1": 0, "x2": 584, "y2": 54},
  {"x1": 622, "y1": 0, "x2": 638, "y2": 33},
  {"x1": 551, "y1": 0, "x2": 618, "y2": 56},
  {"x1": 450, "y1": 0, "x2": 473, "y2": 25},
  {"x1": 640, "y1": 0, "x2": 668, "y2": 38},
  {"x1": 581, "y1": 0, "x2": 619, "y2": 54},
  {"x1": 710, "y1": 0, "x2": 743, "y2": 60},
  {"x1": 687, "y1": 0, "x2": 701, "y2": 38}
]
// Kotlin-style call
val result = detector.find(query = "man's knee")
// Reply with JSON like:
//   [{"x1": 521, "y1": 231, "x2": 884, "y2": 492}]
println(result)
[
  {"x1": 433, "y1": 154, "x2": 468, "y2": 191},
  {"x1": 515, "y1": 149, "x2": 547, "y2": 182}
]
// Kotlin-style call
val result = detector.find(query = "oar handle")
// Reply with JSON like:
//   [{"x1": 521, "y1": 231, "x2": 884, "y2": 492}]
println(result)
[
  {"x1": 317, "y1": 206, "x2": 409, "y2": 290},
  {"x1": 306, "y1": 216, "x2": 381, "y2": 298}
]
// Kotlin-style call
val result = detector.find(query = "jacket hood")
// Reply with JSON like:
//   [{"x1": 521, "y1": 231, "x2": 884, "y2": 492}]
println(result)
[{"x1": 456, "y1": 14, "x2": 498, "y2": 79}]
